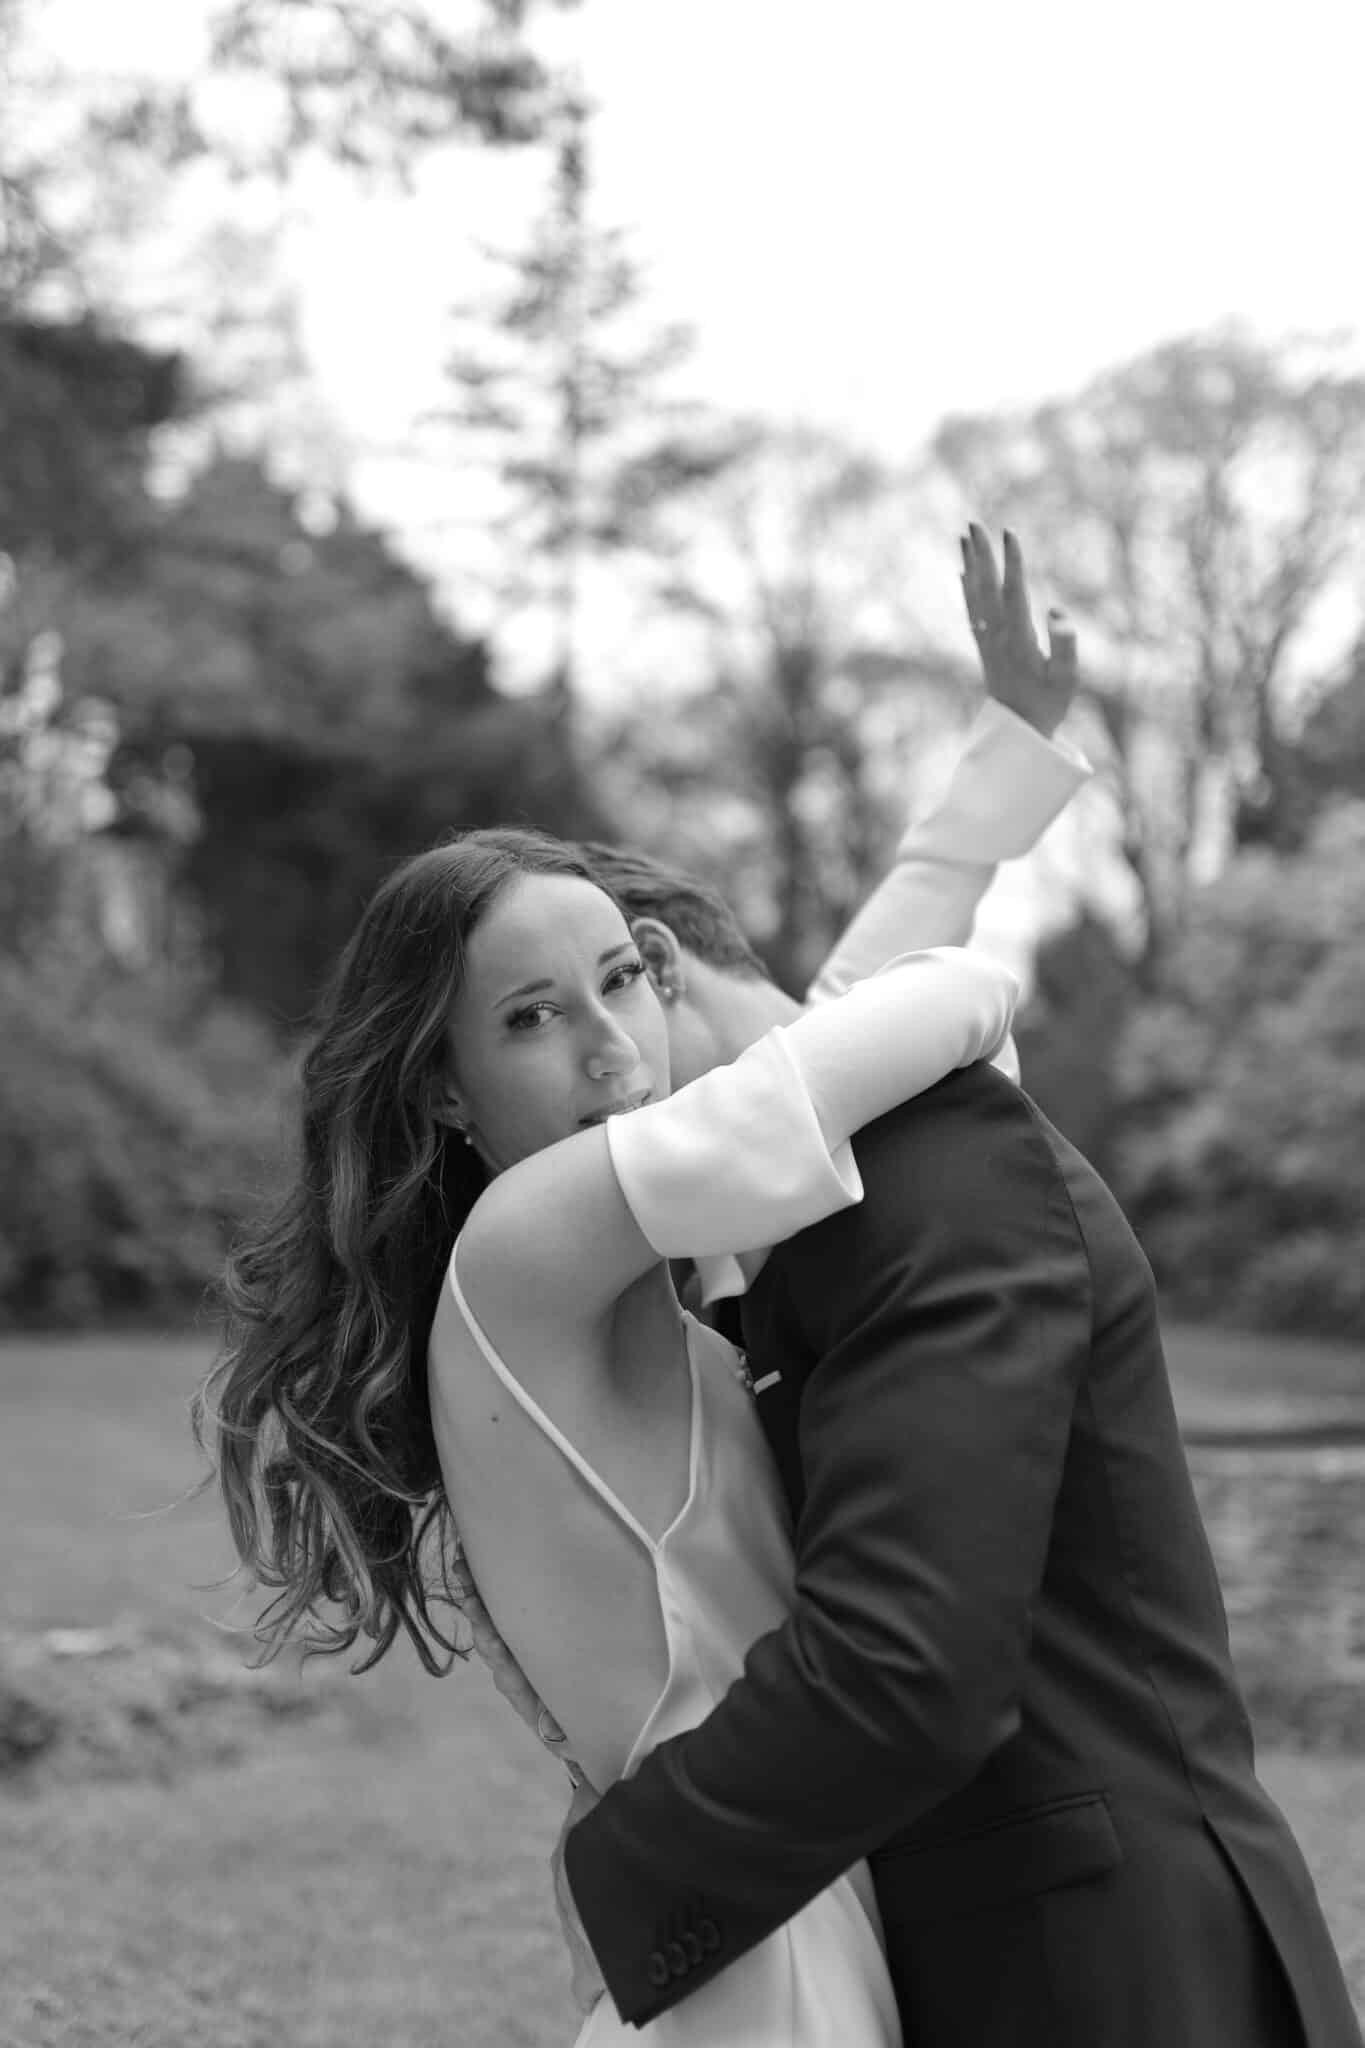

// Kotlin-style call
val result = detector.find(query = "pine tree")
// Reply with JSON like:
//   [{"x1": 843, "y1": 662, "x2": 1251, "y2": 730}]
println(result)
[{"x1": 439, "y1": 86, "x2": 737, "y2": 769}]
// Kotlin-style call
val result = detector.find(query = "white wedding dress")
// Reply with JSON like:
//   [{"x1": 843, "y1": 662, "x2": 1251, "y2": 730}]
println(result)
[{"x1": 445, "y1": 1257, "x2": 903, "y2": 2047}]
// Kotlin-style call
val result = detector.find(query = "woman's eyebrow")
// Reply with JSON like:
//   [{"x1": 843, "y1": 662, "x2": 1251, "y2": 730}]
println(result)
[{"x1": 494, "y1": 941, "x2": 636, "y2": 1008}]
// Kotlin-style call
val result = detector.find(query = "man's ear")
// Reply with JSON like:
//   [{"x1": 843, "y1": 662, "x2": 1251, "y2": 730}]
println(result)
[{"x1": 631, "y1": 917, "x2": 686, "y2": 1002}]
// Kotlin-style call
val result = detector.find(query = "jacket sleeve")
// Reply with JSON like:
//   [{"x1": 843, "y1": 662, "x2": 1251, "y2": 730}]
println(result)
[{"x1": 563, "y1": 1066, "x2": 1094, "y2": 2027}]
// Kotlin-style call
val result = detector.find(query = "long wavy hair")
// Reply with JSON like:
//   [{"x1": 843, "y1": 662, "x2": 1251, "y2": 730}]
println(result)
[{"x1": 194, "y1": 827, "x2": 614, "y2": 1675}]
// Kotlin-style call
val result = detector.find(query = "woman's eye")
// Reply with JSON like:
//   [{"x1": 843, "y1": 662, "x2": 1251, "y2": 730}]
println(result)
[
  {"x1": 605, "y1": 959, "x2": 646, "y2": 995},
  {"x1": 507, "y1": 1002, "x2": 555, "y2": 1032}
]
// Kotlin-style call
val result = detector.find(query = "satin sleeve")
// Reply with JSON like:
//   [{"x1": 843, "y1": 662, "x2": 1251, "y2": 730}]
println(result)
[
  {"x1": 607, "y1": 946, "x2": 1016, "y2": 1270},
  {"x1": 807, "y1": 701, "x2": 1091, "y2": 1021}
]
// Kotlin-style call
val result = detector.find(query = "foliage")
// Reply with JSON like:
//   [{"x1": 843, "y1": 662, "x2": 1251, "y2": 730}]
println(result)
[
  {"x1": 173, "y1": 699, "x2": 601, "y2": 1024},
  {"x1": 0, "y1": 0, "x2": 77, "y2": 306},
  {"x1": 206, "y1": 0, "x2": 575, "y2": 174},
  {"x1": 1115, "y1": 803, "x2": 1365, "y2": 1336},
  {"x1": 5, "y1": 13, "x2": 1365, "y2": 1345},
  {"x1": 0, "y1": 316, "x2": 184, "y2": 568},
  {"x1": 4, "y1": 448, "x2": 605, "y2": 1022},
  {"x1": 0, "y1": 3, "x2": 210, "y2": 318},
  {"x1": 0, "y1": 961, "x2": 290, "y2": 1326},
  {"x1": 2, "y1": 0, "x2": 573, "y2": 257},
  {"x1": 595, "y1": 425, "x2": 967, "y2": 990},
  {"x1": 931, "y1": 328, "x2": 1365, "y2": 976},
  {"x1": 1300, "y1": 652, "x2": 1365, "y2": 808},
  {"x1": 53, "y1": 452, "x2": 492, "y2": 744},
  {"x1": 437, "y1": 88, "x2": 739, "y2": 774},
  {"x1": 127, "y1": 456, "x2": 605, "y2": 1022},
  {"x1": 1015, "y1": 911, "x2": 1137, "y2": 1172}
]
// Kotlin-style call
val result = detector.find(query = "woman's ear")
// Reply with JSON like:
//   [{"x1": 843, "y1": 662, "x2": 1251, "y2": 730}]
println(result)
[
  {"x1": 631, "y1": 917, "x2": 685, "y2": 1003},
  {"x1": 429, "y1": 1077, "x2": 471, "y2": 1134}
]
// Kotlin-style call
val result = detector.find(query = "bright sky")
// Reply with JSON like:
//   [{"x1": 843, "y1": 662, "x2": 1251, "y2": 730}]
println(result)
[
  {"x1": 286, "y1": 0, "x2": 1365, "y2": 520},
  {"x1": 32, "y1": 0, "x2": 1365, "y2": 956},
  {"x1": 564, "y1": 0, "x2": 1365, "y2": 441},
  {"x1": 43, "y1": 0, "x2": 1365, "y2": 473}
]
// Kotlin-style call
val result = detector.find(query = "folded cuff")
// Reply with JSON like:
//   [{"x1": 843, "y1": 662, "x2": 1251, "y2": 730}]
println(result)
[{"x1": 605, "y1": 1030, "x2": 864, "y2": 1262}]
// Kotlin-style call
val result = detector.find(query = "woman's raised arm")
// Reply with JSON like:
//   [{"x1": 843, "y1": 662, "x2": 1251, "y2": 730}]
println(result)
[{"x1": 457, "y1": 945, "x2": 1017, "y2": 1335}]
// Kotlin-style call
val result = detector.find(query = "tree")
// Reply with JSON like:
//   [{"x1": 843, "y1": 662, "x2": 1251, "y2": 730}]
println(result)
[
  {"x1": 595, "y1": 425, "x2": 967, "y2": 990},
  {"x1": 0, "y1": 0, "x2": 61, "y2": 306},
  {"x1": 0, "y1": 0, "x2": 207, "y2": 317},
  {"x1": 5, "y1": 0, "x2": 574, "y2": 214},
  {"x1": 168, "y1": 708, "x2": 587, "y2": 1025},
  {"x1": 0, "y1": 315, "x2": 184, "y2": 569},
  {"x1": 60, "y1": 450, "x2": 492, "y2": 744},
  {"x1": 1114, "y1": 802, "x2": 1365, "y2": 1338},
  {"x1": 1013, "y1": 912, "x2": 1137, "y2": 1172},
  {"x1": 931, "y1": 329, "x2": 1365, "y2": 978},
  {"x1": 0, "y1": 312, "x2": 190, "y2": 979},
  {"x1": 436, "y1": 86, "x2": 737, "y2": 772},
  {"x1": 206, "y1": 0, "x2": 575, "y2": 175},
  {"x1": 1299, "y1": 646, "x2": 1365, "y2": 808},
  {"x1": 33, "y1": 451, "x2": 599, "y2": 1022}
]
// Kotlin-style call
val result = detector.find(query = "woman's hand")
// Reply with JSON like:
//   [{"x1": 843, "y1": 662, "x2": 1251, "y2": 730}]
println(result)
[{"x1": 960, "y1": 523, "x2": 1078, "y2": 739}]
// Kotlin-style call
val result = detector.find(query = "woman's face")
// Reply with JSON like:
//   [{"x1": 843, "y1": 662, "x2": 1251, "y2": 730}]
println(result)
[{"x1": 446, "y1": 872, "x2": 670, "y2": 1173}]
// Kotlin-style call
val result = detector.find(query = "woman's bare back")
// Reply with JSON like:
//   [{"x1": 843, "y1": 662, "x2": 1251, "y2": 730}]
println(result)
[{"x1": 428, "y1": 1252, "x2": 697, "y2": 1790}]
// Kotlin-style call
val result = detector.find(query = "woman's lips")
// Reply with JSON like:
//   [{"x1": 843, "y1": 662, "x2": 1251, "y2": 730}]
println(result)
[{"x1": 579, "y1": 1091, "x2": 651, "y2": 1127}]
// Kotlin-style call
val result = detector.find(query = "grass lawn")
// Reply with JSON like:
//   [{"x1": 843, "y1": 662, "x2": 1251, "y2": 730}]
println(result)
[
  {"x1": 1, "y1": 1710, "x2": 576, "y2": 2048},
  {"x1": 1, "y1": 1327, "x2": 1361, "y2": 2044},
  {"x1": 1, "y1": 1331, "x2": 576, "y2": 2046}
]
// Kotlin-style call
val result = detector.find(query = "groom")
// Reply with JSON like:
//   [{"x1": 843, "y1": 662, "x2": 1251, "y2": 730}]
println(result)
[{"x1": 545, "y1": 535, "x2": 1362, "y2": 2044}]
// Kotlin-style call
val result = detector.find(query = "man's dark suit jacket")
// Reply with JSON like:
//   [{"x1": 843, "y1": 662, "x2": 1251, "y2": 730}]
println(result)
[{"x1": 564, "y1": 1064, "x2": 1361, "y2": 2045}]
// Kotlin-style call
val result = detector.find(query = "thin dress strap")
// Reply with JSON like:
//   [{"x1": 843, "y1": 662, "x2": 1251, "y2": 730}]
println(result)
[{"x1": 446, "y1": 1240, "x2": 699, "y2": 1557}]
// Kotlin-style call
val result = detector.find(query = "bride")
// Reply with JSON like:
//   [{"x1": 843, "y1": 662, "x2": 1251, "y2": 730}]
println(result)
[{"x1": 199, "y1": 531, "x2": 1085, "y2": 2044}]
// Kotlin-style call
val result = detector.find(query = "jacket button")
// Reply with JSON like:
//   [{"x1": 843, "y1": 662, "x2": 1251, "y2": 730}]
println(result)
[
  {"x1": 666, "y1": 1940, "x2": 688, "y2": 1977},
  {"x1": 698, "y1": 1917, "x2": 721, "y2": 1953},
  {"x1": 648, "y1": 1950, "x2": 670, "y2": 1988}
]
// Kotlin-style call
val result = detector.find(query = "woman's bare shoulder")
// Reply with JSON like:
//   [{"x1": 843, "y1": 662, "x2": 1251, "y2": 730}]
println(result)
[{"x1": 428, "y1": 1235, "x2": 608, "y2": 1424}]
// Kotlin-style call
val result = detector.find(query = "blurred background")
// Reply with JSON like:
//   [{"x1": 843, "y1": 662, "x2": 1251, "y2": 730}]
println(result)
[{"x1": 0, "y1": 2, "x2": 1362, "y2": 2042}]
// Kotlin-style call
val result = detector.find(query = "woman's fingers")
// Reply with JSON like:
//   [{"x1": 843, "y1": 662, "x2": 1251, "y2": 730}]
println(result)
[
  {"x1": 960, "y1": 535, "x2": 981, "y2": 626},
  {"x1": 967, "y1": 522, "x2": 1003, "y2": 611},
  {"x1": 1047, "y1": 605, "x2": 1078, "y2": 683},
  {"x1": 961, "y1": 527, "x2": 996, "y2": 641},
  {"x1": 1002, "y1": 529, "x2": 1045, "y2": 655},
  {"x1": 1000, "y1": 528, "x2": 1028, "y2": 620}
]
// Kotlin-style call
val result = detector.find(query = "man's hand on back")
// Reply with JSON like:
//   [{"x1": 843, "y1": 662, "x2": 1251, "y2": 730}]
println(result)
[{"x1": 552, "y1": 1779, "x2": 607, "y2": 2016}]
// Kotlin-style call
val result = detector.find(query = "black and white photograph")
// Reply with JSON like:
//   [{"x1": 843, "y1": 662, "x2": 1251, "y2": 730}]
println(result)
[{"x1": 1, "y1": 3, "x2": 1362, "y2": 2043}]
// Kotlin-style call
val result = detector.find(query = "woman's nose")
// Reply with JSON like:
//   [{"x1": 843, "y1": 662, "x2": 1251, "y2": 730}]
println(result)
[{"x1": 584, "y1": 1008, "x2": 637, "y2": 1079}]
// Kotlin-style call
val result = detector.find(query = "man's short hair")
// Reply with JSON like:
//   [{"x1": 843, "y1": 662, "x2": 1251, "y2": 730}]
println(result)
[{"x1": 576, "y1": 840, "x2": 770, "y2": 980}]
